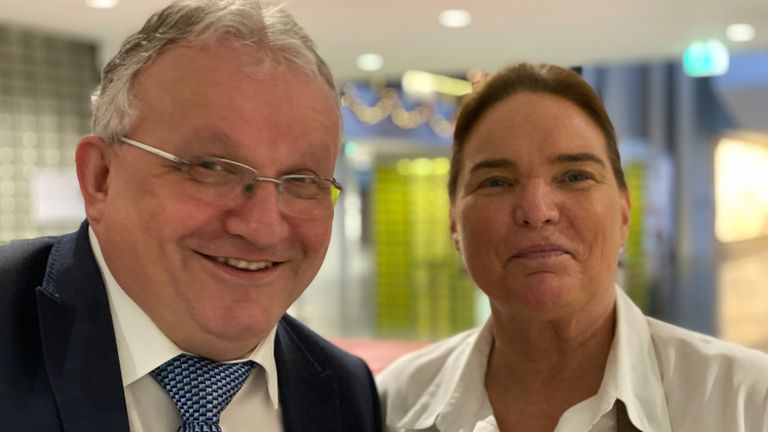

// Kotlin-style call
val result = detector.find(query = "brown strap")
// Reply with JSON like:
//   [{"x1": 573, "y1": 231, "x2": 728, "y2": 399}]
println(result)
[{"x1": 616, "y1": 399, "x2": 642, "y2": 432}]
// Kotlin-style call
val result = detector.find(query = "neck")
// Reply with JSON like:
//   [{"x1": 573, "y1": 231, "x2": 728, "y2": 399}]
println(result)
[
  {"x1": 171, "y1": 331, "x2": 266, "y2": 362},
  {"x1": 490, "y1": 297, "x2": 615, "y2": 371},
  {"x1": 488, "y1": 310, "x2": 615, "y2": 385},
  {"x1": 484, "y1": 292, "x2": 617, "y2": 431}
]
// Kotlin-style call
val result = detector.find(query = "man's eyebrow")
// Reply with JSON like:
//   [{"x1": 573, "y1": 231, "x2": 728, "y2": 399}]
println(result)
[
  {"x1": 550, "y1": 152, "x2": 607, "y2": 167},
  {"x1": 189, "y1": 132, "x2": 234, "y2": 148}
]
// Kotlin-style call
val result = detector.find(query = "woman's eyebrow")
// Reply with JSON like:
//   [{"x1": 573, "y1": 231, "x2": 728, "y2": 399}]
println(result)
[
  {"x1": 468, "y1": 158, "x2": 516, "y2": 174},
  {"x1": 550, "y1": 152, "x2": 607, "y2": 167},
  {"x1": 467, "y1": 153, "x2": 607, "y2": 177}
]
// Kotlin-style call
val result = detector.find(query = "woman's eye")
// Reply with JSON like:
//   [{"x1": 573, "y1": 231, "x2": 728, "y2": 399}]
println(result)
[
  {"x1": 562, "y1": 171, "x2": 591, "y2": 183},
  {"x1": 480, "y1": 177, "x2": 511, "y2": 188}
]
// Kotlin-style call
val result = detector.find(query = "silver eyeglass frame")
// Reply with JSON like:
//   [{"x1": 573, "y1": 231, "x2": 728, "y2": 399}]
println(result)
[{"x1": 117, "y1": 136, "x2": 343, "y2": 206}]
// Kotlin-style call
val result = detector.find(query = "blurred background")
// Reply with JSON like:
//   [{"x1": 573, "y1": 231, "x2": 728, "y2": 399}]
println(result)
[{"x1": 1, "y1": 0, "x2": 767, "y2": 370}]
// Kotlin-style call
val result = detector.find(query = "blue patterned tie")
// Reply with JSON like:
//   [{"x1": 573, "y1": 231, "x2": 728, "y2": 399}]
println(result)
[{"x1": 152, "y1": 354, "x2": 255, "y2": 432}]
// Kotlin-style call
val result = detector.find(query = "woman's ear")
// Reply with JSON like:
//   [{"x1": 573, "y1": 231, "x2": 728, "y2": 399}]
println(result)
[
  {"x1": 620, "y1": 190, "x2": 631, "y2": 244},
  {"x1": 75, "y1": 135, "x2": 112, "y2": 225},
  {"x1": 450, "y1": 207, "x2": 461, "y2": 252}
]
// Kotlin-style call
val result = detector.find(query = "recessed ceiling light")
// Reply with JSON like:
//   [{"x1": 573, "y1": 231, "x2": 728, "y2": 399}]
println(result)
[
  {"x1": 439, "y1": 9, "x2": 471, "y2": 28},
  {"x1": 726, "y1": 23, "x2": 755, "y2": 42},
  {"x1": 86, "y1": 0, "x2": 119, "y2": 9},
  {"x1": 356, "y1": 53, "x2": 383, "y2": 72}
]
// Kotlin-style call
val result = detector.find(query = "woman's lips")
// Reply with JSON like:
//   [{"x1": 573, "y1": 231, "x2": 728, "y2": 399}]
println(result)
[{"x1": 512, "y1": 243, "x2": 571, "y2": 260}]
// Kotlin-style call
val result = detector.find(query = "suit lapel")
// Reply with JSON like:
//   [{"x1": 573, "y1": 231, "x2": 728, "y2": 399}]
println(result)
[
  {"x1": 275, "y1": 319, "x2": 342, "y2": 432},
  {"x1": 37, "y1": 224, "x2": 130, "y2": 432}
]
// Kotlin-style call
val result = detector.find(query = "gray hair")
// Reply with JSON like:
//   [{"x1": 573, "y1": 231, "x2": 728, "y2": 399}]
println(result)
[{"x1": 91, "y1": 0, "x2": 336, "y2": 142}]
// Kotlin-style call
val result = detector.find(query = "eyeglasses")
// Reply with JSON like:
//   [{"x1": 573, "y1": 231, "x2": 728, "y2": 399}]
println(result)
[{"x1": 119, "y1": 136, "x2": 342, "y2": 218}]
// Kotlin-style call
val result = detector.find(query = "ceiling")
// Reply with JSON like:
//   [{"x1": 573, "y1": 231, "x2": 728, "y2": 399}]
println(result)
[{"x1": 1, "y1": 0, "x2": 767, "y2": 84}]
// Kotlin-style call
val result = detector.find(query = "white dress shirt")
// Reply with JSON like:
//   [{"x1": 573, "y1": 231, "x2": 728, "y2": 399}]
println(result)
[
  {"x1": 377, "y1": 286, "x2": 768, "y2": 432},
  {"x1": 89, "y1": 229, "x2": 284, "y2": 432}
]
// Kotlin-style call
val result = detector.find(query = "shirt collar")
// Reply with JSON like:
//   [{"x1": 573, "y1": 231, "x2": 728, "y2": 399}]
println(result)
[
  {"x1": 608, "y1": 286, "x2": 672, "y2": 432},
  {"x1": 396, "y1": 320, "x2": 495, "y2": 430},
  {"x1": 395, "y1": 286, "x2": 673, "y2": 432},
  {"x1": 547, "y1": 287, "x2": 673, "y2": 432},
  {"x1": 89, "y1": 227, "x2": 280, "y2": 409}
]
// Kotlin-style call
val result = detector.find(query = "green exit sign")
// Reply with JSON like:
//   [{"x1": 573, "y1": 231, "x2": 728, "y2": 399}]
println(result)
[{"x1": 682, "y1": 39, "x2": 730, "y2": 77}]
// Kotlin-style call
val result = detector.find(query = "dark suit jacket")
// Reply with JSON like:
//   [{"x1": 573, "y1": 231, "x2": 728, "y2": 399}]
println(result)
[{"x1": 0, "y1": 222, "x2": 381, "y2": 431}]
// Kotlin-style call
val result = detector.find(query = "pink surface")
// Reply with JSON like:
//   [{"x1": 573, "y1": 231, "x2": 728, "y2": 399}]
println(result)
[{"x1": 332, "y1": 339, "x2": 430, "y2": 375}]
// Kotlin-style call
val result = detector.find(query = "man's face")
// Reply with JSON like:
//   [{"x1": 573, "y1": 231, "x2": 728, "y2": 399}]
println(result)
[
  {"x1": 450, "y1": 92, "x2": 630, "y2": 320},
  {"x1": 82, "y1": 42, "x2": 340, "y2": 360}
]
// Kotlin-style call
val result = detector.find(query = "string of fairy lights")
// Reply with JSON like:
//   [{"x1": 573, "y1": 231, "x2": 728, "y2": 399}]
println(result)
[
  {"x1": 340, "y1": 83, "x2": 455, "y2": 137},
  {"x1": 339, "y1": 69, "x2": 488, "y2": 138}
]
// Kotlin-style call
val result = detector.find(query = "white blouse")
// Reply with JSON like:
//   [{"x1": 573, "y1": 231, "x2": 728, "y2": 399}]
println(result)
[{"x1": 377, "y1": 286, "x2": 768, "y2": 432}]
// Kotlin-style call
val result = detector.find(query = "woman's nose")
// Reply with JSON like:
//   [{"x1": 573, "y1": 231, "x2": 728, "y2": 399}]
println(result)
[{"x1": 513, "y1": 180, "x2": 560, "y2": 228}]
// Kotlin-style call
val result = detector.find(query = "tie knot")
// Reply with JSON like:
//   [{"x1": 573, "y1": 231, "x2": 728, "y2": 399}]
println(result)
[{"x1": 152, "y1": 354, "x2": 255, "y2": 432}]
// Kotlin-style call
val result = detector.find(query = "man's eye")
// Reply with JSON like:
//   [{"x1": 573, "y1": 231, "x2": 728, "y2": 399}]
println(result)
[
  {"x1": 284, "y1": 175, "x2": 319, "y2": 186},
  {"x1": 195, "y1": 159, "x2": 228, "y2": 172},
  {"x1": 186, "y1": 158, "x2": 240, "y2": 184}
]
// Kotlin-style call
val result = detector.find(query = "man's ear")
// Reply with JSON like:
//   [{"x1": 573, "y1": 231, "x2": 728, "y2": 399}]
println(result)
[
  {"x1": 75, "y1": 135, "x2": 113, "y2": 225},
  {"x1": 449, "y1": 207, "x2": 461, "y2": 252}
]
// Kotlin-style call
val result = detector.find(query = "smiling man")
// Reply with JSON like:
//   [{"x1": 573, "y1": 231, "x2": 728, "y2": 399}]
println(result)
[{"x1": 0, "y1": 1, "x2": 379, "y2": 431}]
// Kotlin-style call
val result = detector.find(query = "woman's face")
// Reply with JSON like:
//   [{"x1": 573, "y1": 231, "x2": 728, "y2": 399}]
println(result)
[{"x1": 450, "y1": 91, "x2": 630, "y2": 319}]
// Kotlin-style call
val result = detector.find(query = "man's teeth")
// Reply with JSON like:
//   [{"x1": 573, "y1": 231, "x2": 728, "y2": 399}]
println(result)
[{"x1": 214, "y1": 256, "x2": 274, "y2": 271}]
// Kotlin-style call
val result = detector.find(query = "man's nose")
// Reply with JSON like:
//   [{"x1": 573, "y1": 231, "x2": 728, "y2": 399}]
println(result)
[{"x1": 223, "y1": 181, "x2": 290, "y2": 242}]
